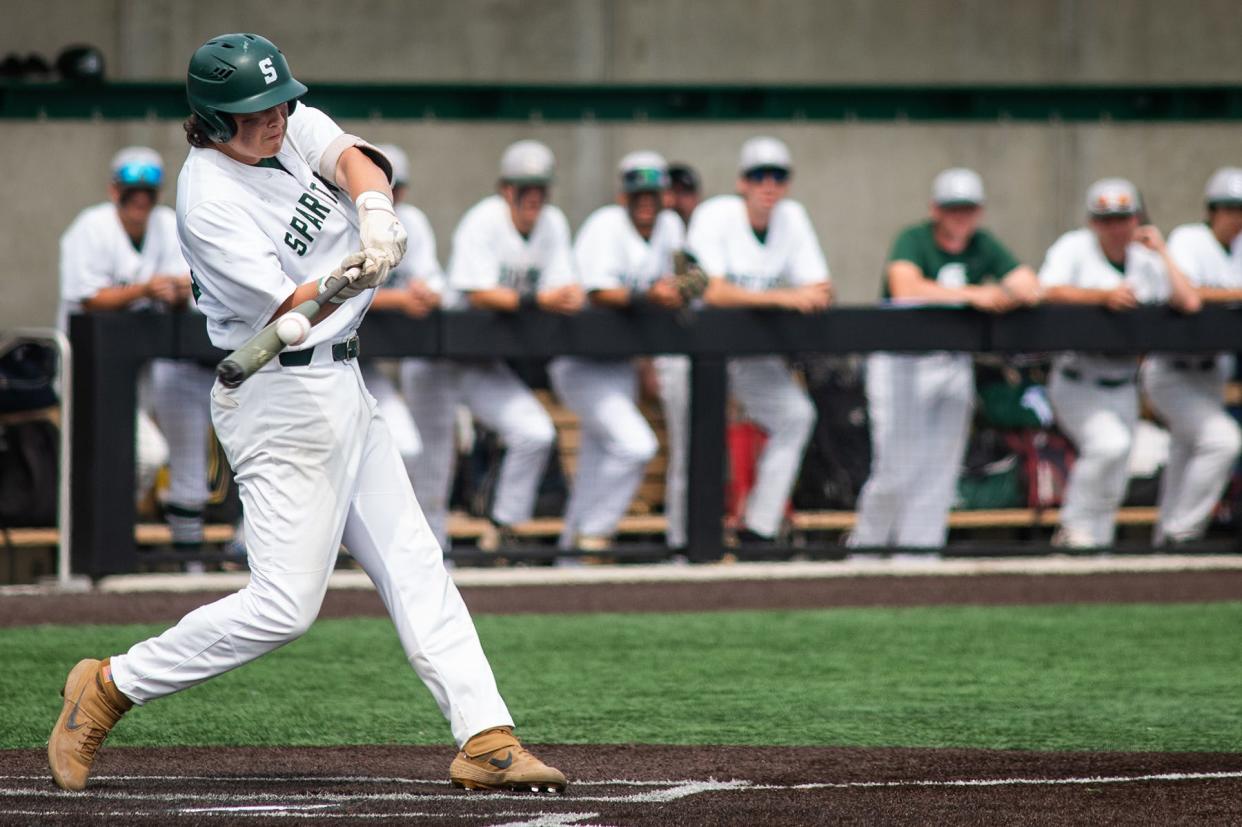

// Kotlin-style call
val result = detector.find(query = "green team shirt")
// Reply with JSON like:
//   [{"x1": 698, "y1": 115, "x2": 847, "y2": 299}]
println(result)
[{"x1": 882, "y1": 221, "x2": 1021, "y2": 299}]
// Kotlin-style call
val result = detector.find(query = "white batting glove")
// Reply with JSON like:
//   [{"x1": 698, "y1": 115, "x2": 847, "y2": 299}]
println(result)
[
  {"x1": 318, "y1": 251, "x2": 370, "y2": 304},
  {"x1": 356, "y1": 190, "x2": 407, "y2": 271}
]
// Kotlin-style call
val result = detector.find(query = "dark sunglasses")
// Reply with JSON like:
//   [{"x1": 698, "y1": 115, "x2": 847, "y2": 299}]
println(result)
[
  {"x1": 744, "y1": 166, "x2": 789, "y2": 184},
  {"x1": 622, "y1": 168, "x2": 668, "y2": 192},
  {"x1": 114, "y1": 162, "x2": 163, "y2": 188}
]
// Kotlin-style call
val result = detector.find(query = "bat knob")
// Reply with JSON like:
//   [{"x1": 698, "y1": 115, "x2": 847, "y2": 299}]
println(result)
[{"x1": 217, "y1": 360, "x2": 245, "y2": 389}]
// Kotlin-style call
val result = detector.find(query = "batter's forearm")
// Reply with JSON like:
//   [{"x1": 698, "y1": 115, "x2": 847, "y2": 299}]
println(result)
[{"x1": 269, "y1": 281, "x2": 339, "y2": 325}]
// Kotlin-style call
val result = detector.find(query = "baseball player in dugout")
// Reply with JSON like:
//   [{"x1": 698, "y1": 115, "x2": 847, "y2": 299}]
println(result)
[
  {"x1": 666, "y1": 162, "x2": 702, "y2": 225},
  {"x1": 49, "y1": 33, "x2": 566, "y2": 795},
  {"x1": 849, "y1": 168, "x2": 1040, "y2": 550},
  {"x1": 1040, "y1": 178, "x2": 1200, "y2": 548},
  {"x1": 548, "y1": 151, "x2": 686, "y2": 552},
  {"x1": 357, "y1": 143, "x2": 444, "y2": 488},
  {"x1": 58, "y1": 147, "x2": 216, "y2": 555},
  {"x1": 439, "y1": 139, "x2": 581, "y2": 551},
  {"x1": 681, "y1": 136, "x2": 829, "y2": 544},
  {"x1": 1141, "y1": 167, "x2": 1242, "y2": 546}
]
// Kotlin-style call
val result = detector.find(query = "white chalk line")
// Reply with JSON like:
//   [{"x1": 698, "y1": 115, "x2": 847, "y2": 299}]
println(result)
[{"x1": 774, "y1": 769, "x2": 1242, "y2": 790}]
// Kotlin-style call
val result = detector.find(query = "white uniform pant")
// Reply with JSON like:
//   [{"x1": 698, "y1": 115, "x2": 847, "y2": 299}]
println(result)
[
  {"x1": 653, "y1": 356, "x2": 690, "y2": 548},
  {"x1": 549, "y1": 357, "x2": 658, "y2": 547},
  {"x1": 111, "y1": 360, "x2": 512, "y2": 747},
  {"x1": 1049, "y1": 365, "x2": 1139, "y2": 547},
  {"x1": 401, "y1": 359, "x2": 554, "y2": 543},
  {"x1": 362, "y1": 361, "x2": 423, "y2": 485},
  {"x1": 850, "y1": 352, "x2": 974, "y2": 548},
  {"x1": 1142, "y1": 356, "x2": 1241, "y2": 543},
  {"x1": 147, "y1": 359, "x2": 215, "y2": 514},
  {"x1": 657, "y1": 355, "x2": 816, "y2": 541}
]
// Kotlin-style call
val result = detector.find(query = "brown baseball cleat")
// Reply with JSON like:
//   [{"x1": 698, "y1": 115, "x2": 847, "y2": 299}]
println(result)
[
  {"x1": 449, "y1": 726, "x2": 567, "y2": 794},
  {"x1": 48, "y1": 658, "x2": 133, "y2": 791}
]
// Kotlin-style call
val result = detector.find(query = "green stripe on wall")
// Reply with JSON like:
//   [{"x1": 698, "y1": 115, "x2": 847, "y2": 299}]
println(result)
[{"x1": 4, "y1": 82, "x2": 1242, "y2": 122}]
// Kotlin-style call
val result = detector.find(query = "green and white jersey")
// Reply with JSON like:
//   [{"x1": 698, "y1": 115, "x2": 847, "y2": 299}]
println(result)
[
  {"x1": 884, "y1": 221, "x2": 1019, "y2": 299},
  {"x1": 1038, "y1": 228, "x2": 1169, "y2": 301},
  {"x1": 686, "y1": 194, "x2": 829, "y2": 292},
  {"x1": 447, "y1": 194, "x2": 575, "y2": 304},
  {"x1": 572, "y1": 205, "x2": 684, "y2": 292},
  {"x1": 1167, "y1": 222, "x2": 1242, "y2": 288},
  {"x1": 58, "y1": 202, "x2": 188, "y2": 329},
  {"x1": 176, "y1": 104, "x2": 378, "y2": 351}
]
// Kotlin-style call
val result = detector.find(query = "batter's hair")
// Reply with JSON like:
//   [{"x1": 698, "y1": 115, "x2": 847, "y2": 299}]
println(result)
[{"x1": 183, "y1": 114, "x2": 214, "y2": 149}]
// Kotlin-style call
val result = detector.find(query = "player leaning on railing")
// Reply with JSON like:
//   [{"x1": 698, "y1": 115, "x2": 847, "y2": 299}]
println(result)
[{"x1": 48, "y1": 32, "x2": 565, "y2": 796}]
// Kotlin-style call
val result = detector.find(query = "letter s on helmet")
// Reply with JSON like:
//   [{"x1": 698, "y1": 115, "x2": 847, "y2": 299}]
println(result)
[{"x1": 186, "y1": 33, "x2": 308, "y2": 143}]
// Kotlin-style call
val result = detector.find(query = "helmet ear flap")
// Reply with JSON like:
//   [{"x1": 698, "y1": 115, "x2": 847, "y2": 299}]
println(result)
[{"x1": 198, "y1": 108, "x2": 236, "y2": 143}]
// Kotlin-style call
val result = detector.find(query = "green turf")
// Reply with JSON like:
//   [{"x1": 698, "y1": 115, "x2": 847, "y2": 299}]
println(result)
[{"x1": 4, "y1": 602, "x2": 1239, "y2": 752}]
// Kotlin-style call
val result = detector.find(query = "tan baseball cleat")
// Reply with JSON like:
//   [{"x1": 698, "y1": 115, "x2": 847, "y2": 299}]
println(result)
[
  {"x1": 449, "y1": 726, "x2": 567, "y2": 794},
  {"x1": 48, "y1": 658, "x2": 133, "y2": 791}
]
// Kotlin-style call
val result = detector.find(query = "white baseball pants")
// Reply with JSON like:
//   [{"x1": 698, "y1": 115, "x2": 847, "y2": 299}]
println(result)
[
  {"x1": 401, "y1": 359, "x2": 554, "y2": 536},
  {"x1": 850, "y1": 352, "x2": 974, "y2": 548},
  {"x1": 1142, "y1": 355, "x2": 1241, "y2": 544},
  {"x1": 362, "y1": 362, "x2": 424, "y2": 484},
  {"x1": 148, "y1": 359, "x2": 215, "y2": 519},
  {"x1": 111, "y1": 358, "x2": 513, "y2": 747},
  {"x1": 548, "y1": 357, "x2": 658, "y2": 546},
  {"x1": 1049, "y1": 363, "x2": 1139, "y2": 547},
  {"x1": 653, "y1": 356, "x2": 690, "y2": 548},
  {"x1": 658, "y1": 356, "x2": 816, "y2": 541}
]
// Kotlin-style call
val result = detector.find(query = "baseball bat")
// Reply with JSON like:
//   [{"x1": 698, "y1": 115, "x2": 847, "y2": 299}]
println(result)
[{"x1": 215, "y1": 268, "x2": 360, "y2": 388}]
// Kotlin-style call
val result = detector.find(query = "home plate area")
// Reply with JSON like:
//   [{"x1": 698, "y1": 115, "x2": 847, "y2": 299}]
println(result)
[{"x1": 2, "y1": 745, "x2": 1242, "y2": 825}]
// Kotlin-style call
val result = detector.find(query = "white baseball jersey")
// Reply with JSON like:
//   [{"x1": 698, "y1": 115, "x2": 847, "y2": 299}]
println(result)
[
  {"x1": 448, "y1": 195, "x2": 575, "y2": 300},
  {"x1": 1038, "y1": 228, "x2": 1170, "y2": 301},
  {"x1": 58, "y1": 202, "x2": 188, "y2": 328},
  {"x1": 386, "y1": 202, "x2": 446, "y2": 294},
  {"x1": 686, "y1": 195, "x2": 829, "y2": 291},
  {"x1": 1167, "y1": 223, "x2": 1242, "y2": 288},
  {"x1": 177, "y1": 104, "x2": 370, "y2": 351},
  {"x1": 573, "y1": 205, "x2": 684, "y2": 291}
]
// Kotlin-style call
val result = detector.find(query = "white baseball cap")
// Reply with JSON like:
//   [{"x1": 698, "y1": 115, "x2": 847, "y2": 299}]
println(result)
[
  {"x1": 1086, "y1": 177, "x2": 1140, "y2": 216},
  {"x1": 376, "y1": 144, "x2": 409, "y2": 187},
  {"x1": 1205, "y1": 167, "x2": 1242, "y2": 206},
  {"x1": 618, "y1": 150, "x2": 669, "y2": 192},
  {"x1": 738, "y1": 136, "x2": 791, "y2": 173},
  {"x1": 931, "y1": 168, "x2": 985, "y2": 207},
  {"x1": 110, "y1": 146, "x2": 164, "y2": 188},
  {"x1": 500, "y1": 139, "x2": 555, "y2": 185}
]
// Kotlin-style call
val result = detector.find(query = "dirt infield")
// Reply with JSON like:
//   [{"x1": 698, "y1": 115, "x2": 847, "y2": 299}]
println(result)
[
  {"x1": 2, "y1": 745, "x2": 1241, "y2": 825},
  {"x1": 4, "y1": 569, "x2": 1242, "y2": 628},
  {"x1": 5, "y1": 569, "x2": 1241, "y2": 824}
]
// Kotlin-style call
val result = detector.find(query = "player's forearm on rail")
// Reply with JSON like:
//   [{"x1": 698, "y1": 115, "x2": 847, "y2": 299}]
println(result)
[
  {"x1": 589, "y1": 288, "x2": 632, "y2": 308},
  {"x1": 336, "y1": 147, "x2": 393, "y2": 203},
  {"x1": 467, "y1": 288, "x2": 521, "y2": 312},
  {"x1": 1161, "y1": 256, "x2": 1202, "y2": 313},
  {"x1": 80, "y1": 284, "x2": 150, "y2": 311},
  {"x1": 1041, "y1": 285, "x2": 1113, "y2": 305},
  {"x1": 1196, "y1": 287, "x2": 1242, "y2": 303},
  {"x1": 268, "y1": 281, "x2": 340, "y2": 325},
  {"x1": 885, "y1": 264, "x2": 972, "y2": 304},
  {"x1": 368, "y1": 289, "x2": 409, "y2": 311},
  {"x1": 702, "y1": 278, "x2": 775, "y2": 308}
]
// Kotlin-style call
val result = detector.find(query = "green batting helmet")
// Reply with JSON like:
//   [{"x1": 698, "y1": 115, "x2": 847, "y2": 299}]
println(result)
[{"x1": 186, "y1": 33, "x2": 308, "y2": 143}]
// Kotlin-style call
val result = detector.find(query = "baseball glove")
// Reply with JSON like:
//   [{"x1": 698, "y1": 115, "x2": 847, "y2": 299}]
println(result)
[{"x1": 672, "y1": 250, "x2": 708, "y2": 302}]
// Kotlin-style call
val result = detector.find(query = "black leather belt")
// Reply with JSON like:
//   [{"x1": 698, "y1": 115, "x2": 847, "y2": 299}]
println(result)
[
  {"x1": 1169, "y1": 357, "x2": 1216, "y2": 372},
  {"x1": 278, "y1": 335, "x2": 360, "y2": 367},
  {"x1": 1060, "y1": 368, "x2": 1133, "y2": 388}
]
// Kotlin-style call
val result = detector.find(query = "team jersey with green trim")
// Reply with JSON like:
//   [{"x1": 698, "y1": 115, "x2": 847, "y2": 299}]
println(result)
[
  {"x1": 882, "y1": 221, "x2": 1019, "y2": 299},
  {"x1": 686, "y1": 194, "x2": 829, "y2": 292},
  {"x1": 572, "y1": 205, "x2": 684, "y2": 292},
  {"x1": 176, "y1": 105, "x2": 370, "y2": 351},
  {"x1": 1167, "y1": 222, "x2": 1242, "y2": 288},
  {"x1": 447, "y1": 195, "x2": 575, "y2": 304}
]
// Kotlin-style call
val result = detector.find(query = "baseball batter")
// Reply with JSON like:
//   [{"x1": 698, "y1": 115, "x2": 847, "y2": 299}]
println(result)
[
  {"x1": 548, "y1": 151, "x2": 683, "y2": 550},
  {"x1": 406, "y1": 140, "x2": 579, "y2": 551},
  {"x1": 1141, "y1": 167, "x2": 1242, "y2": 545},
  {"x1": 359, "y1": 143, "x2": 446, "y2": 485},
  {"x1": 58, "y1": 147, "x2": 216, "y2": 549},
  {"x1": 1040, "y1": 178, "x2": 1199, "y2": 547},
  {"x1": 670, "y1": 136, "x2": 829, "y2": 543},
  {"x1": 48, "y1": 34, "x2": 565, "y2": 794},
  {"x1": 849, "y1": 168, "x2": 1040, "y2": 549}
]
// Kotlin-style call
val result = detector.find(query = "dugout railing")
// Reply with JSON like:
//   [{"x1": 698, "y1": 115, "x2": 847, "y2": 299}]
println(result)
[{"x1": 66, "y1": 305, "x2": 1242, "y2": 576}]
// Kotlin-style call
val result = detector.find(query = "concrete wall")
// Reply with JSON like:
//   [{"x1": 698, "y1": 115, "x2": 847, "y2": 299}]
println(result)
[
  {"x1": 3, "y1": 1, "x2": 1241, "y2": 326},
  {"x1": 4, "y1": 0, "x2": 1242, "y2": 83}
]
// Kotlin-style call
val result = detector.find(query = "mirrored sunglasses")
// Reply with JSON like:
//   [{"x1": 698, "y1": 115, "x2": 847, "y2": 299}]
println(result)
[{"x1": 114, "y1": 163, "x2": 163, "y2": 188}]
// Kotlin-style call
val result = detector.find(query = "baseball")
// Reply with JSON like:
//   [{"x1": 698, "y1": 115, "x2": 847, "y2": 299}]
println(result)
[{"x1": 275, "y1": 312, "x2": 311, "y2": 346}]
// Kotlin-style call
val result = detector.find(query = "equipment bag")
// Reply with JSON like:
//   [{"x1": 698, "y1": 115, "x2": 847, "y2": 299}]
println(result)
[{"x1": 0, "y1": 417, "x2": 59, "y2": 526}]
